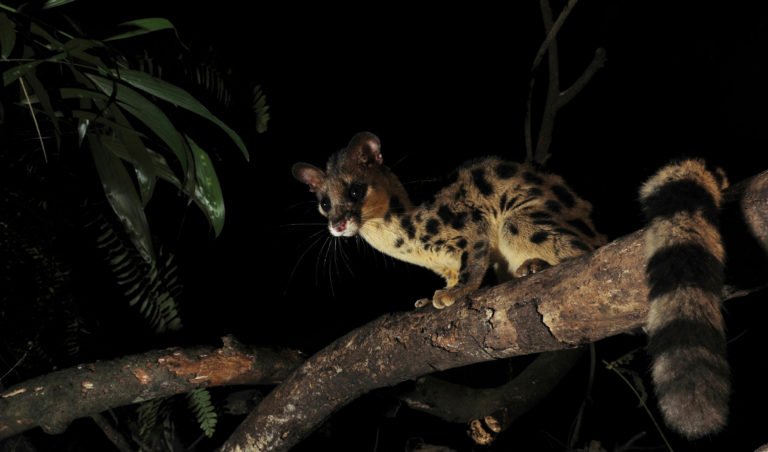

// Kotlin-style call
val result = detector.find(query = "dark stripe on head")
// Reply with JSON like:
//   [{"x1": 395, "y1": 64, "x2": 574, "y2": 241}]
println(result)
[
  {"x1": 459, "y1": 271, "x2": 470, "y2": 284},
  {"x1": 420, "y1": 234, "x2": 432, "y2": 243},
  {"x1": 456, "y1": 238, "x2": 468, "y2": 249},
  {"x1": 647, "y1": 243, "x2": 724, "y2": 301},
  {"x1": 551, "y1": 185, "x2": 575, "y2": 208},
  {"x1": 642, "y1": 179, "x2": 719, "y2": 226},
  {"x1": 530, "y1": 211, "x2": 551, "y2": 219},
  {"x1": 499, "y1": 193, "x2": 508, "y2": 211},
  {"x1": 471, "y1": 168, "x2": 494, "y2": 196},
  {"x1": 506, "y1": 221, "x2": 519, "y2": 235},
  {"x1": 473, "y1": 240, "x2": 487, "y2": 250},
  {"x1": 471, "y1": 209, "x2": 484, "y2": 223}
]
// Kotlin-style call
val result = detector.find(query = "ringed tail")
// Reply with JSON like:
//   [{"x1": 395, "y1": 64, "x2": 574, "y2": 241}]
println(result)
[{"x1": 639, "y1": 159, "x2": 730, "y2": 439}]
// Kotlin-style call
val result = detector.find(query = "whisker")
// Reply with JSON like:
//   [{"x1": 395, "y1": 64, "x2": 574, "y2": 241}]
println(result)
[
  {"x1": 315, "y1": 236, "x2": 331, "y2": 289},
  {"x1": 338, "y1": 239, "x2": 355, "y2": 276},
  {"x1": 326, "y1": 237, "x2": 336, "y2": 297},
  {"x1": 284, "y1": 232, "x2": 325, "y2": 296}
]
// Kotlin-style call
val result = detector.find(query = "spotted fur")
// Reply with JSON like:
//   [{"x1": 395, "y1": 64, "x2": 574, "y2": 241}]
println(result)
[
  {"x1": 639, "y1": 159, "x2": 730, "y2": 439},
  {"x1": 292, "y1": 132, "x2": 606, "y2": 309}
]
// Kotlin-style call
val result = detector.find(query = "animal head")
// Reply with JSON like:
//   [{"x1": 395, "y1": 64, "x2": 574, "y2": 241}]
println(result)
[{"x1": 293, "y1": 132, "x2": 395, "y2": 237}]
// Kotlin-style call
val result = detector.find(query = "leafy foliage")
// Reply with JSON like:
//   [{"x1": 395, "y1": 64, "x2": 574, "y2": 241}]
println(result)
[
  {"x1": 187, "y1": 388, "x2": 218, "y2": 438},
  {"x1": 86, "y1": 212, "x2": 182, "y2": 333},
  {"x1": 136, "y1": 397, "x2": 176, "y2": 451},
  {"x1": 0, "y1": 2, "x2": 254, "y2": 264}
]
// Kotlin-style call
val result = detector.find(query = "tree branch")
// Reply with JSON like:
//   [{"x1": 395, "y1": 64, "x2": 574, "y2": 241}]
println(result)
[
  {"x1": 221, "y1": 171, "x2": 768, "y2": 452},
  {"x1": 400, "y1": 348, "x2": 583, "y2": 422},
  {"x1": 558, "y1": 47, "x2": 607, "y2": 108},
  {"x1": 0, "y1": 337, "x2": 304, "y2": 440}
]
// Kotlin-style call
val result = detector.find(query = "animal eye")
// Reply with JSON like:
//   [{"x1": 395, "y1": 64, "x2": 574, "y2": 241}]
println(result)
[
  {"x1": 348, "y1": 183, "x2": 367, "y2": 202},
  {"x1": 320, "y1": 197, "x2": 331, "y2": 212}
]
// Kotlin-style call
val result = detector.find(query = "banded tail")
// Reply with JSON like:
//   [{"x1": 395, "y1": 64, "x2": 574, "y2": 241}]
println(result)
[{"x1": 639, "y1": 159, "x2": 730, "y2": 439}]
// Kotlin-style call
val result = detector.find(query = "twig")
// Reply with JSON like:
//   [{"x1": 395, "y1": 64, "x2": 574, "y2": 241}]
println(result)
[
  {"x1": 559, "y1": 47, "x2": 607, "y2": 108},
  {"x1": 603, "y1": 359, "x2": 673, "y2": 452}
]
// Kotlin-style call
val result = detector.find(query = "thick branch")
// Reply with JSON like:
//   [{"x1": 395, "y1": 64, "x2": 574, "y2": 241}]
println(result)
[
  {"x1": 221, "y1": 170, "x2": 768, "y2": 452},
  {"x1": 401, "y1": 348, "x2": 583, "y2": 422},
  {"x1": 0, "y1": 337, "x2": 303, "y2": 440}
]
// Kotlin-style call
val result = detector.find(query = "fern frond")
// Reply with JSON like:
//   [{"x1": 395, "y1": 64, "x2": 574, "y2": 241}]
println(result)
[
  {"x1": 136, "y1": 397, "x2": 164, "y2": 441},
  {"x1": 89, "y1": 213, "x2": 183, "y2": 333},
  {"x1": 252, "y1": 85, "x2": 270, "y2": 134},
  {"x1": 187, "y1": 388, "x2": 217, "y2": 438},
  {"x1": 136, "y1": 397, "x2": 175, "y2": 451}
]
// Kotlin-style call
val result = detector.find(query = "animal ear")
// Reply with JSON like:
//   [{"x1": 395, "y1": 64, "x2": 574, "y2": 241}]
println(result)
[
  {"x1": 346, "y1": 132, "x2": 383, "y2": 167},
  {"x1": 292, "y1": 163, "x2": 326, "y2": 192}
]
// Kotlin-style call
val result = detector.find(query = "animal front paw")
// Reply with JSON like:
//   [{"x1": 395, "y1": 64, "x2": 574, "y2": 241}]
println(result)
[{"x1": 513, "y1": 258, "x2": 551, "y2": 278}]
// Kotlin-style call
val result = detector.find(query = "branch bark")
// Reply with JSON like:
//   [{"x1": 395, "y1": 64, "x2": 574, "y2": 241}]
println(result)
[
  {"x1": 221, "y1": 170, "x2": 768, "y2": 452},
  {"x1": 0, "y1": 337, "x2": 304, "y2": 440}
]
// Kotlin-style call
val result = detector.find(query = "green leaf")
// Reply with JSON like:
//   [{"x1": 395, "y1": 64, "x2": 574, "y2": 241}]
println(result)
[
  {"x1": 89, "y1": 136, "x2": 155, "y2": 263},
  {"x1": 62, "y1": 37, "x2": 108, "y2": 67},
  {"x1": 43, "y1": 0, "x2": 76, "y2": 9},
  {"x1": 115, "y1": 68, "x2": 249, "y2": 160},
  {"x1": 110, "y1": 106, "x2": 165, "y2": 205},
  {"x1": 99, "y1": 132, "x2": 157, "y2": 206},
  {"x1": 187, "y1": 136, "x2": 225, "y2": 236},
  {"x1": 187, "y1": 388, "x2": 217, "y2": 438},
  {"x1": 0, "y1": 12, "x2": 16, "y2": 59},
  {"x1": 30, "y1": 22, "x2": 62, "y2": 47},
  {"x1": 105, "y1": 18, "x2": 180, "y2": 43},
  {"x1": 84, "y1": 74, "x2": 190, "y2": 173}
]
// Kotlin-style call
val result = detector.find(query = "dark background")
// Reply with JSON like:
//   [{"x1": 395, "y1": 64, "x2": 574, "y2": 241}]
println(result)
[{"x1": 5, "y1": 1, "x2": 768, "y2": 451}]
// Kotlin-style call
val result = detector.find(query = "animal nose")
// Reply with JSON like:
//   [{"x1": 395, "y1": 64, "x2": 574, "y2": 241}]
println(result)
[{"x1": 334, "y1": 219, "x2": 347, "y2": 232}]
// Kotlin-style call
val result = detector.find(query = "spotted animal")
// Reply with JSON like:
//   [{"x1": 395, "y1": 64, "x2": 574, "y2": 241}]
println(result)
[
  {"x1": 293, "y1": 133, "x2": 731, "y2": 440},
  {"x1": 292, "y1": 132, "x2": 605, "y2": 308}
]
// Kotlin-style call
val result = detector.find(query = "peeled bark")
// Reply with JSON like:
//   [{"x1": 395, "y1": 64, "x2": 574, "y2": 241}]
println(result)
[{"x1": 0, "y1": 337, "x2": 303, "y2": 440}]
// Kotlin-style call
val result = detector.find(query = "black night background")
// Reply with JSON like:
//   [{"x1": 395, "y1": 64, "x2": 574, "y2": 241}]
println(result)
[{"x1": 2, "y1": 1, "x2": 768, "y2": 451}]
